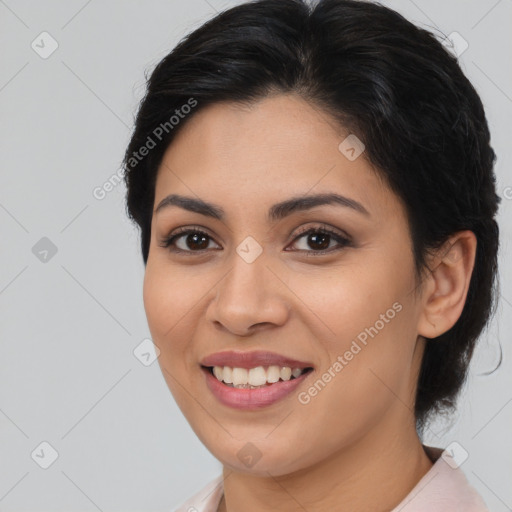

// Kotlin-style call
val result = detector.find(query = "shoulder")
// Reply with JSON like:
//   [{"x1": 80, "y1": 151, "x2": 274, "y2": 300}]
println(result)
[
  {"x1": 173, "y1": 475, "x2": 224, "y2": 512},
  {"x1": 391, "y1": 444, "x2": 491, "y2": 512}
]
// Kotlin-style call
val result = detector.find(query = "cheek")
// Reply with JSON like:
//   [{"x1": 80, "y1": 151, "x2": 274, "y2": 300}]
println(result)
[
  {"x1": 142, "y1": 261, "x2": 200, "y2": 342},
  {"x1": 292, "y1": 313, "x2": 416, "y2": 457},
  {"x1": 142, "y1": 264, "x2": 197, "y2": 386},
  {"x1": 290, "y1": 262, "x2": 416, "y2": 406},
  {"x1": 143, "y1": 265, "x2": 172, "y2": 342},
  {"x1": 289, "y1": 258, "x2": 399, "y2": 341},
  {"x1": 143, "y1": 263, "x2": 202, "y2": 410}
]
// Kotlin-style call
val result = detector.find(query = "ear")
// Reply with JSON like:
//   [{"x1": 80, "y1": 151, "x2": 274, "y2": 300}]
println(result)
[{"x1": 417, "y1": 230, "x2": 477, "y2": 339}]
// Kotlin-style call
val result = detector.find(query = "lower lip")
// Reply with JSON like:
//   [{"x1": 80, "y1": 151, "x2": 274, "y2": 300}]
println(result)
[{"x1": 202, "y1": 367, "x2": 313, "y2": 410}]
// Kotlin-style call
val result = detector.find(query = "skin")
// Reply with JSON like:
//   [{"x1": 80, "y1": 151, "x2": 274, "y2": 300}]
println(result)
[{"x1": 143, "y1": 93, "x2": 477, "y2": 512}]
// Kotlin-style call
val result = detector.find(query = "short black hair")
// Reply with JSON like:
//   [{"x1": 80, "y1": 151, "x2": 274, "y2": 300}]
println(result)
[{"x1": 122, "y1": 0, "x2": 501, "y2": 436}]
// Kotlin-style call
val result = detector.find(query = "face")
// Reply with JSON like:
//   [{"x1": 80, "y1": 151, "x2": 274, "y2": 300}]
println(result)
[{"x1": 143, "y1": 94, "x2": 427, "y2": 476}]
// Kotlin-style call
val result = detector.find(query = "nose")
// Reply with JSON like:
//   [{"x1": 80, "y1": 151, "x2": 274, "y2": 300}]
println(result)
[{"x1": 205, "y1": 251, "x2": 290, "y2": 337}]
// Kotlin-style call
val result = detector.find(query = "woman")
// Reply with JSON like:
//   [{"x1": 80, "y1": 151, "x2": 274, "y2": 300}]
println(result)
[{"x1": 122, "y1": 0, "x2": 500, "y2": 510}]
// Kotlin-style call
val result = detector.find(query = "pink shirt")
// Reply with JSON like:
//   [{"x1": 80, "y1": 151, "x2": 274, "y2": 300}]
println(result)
[{"x1": 174, "y1": 445, "x2": 490, "y2": 511}]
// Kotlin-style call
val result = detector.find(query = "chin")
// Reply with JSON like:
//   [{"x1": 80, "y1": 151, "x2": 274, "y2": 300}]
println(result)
[{"x1": 200, "y1": 434, "x2": 310, "y2": 477}]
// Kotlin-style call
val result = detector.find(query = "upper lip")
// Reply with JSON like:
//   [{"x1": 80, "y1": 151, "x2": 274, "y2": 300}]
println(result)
[{"x1": 200, "y1": 350, "x2": 314, "y2": 370}]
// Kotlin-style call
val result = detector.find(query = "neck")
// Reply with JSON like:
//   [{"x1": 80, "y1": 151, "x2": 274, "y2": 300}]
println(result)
[{"x1": 218, "y1": 415, "x2": 434, "y2": 512}]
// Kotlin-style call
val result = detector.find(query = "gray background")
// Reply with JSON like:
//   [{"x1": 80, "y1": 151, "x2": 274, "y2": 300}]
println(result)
[{"x1": 0, "y1": 0, "x2": 511, "y2": 510}]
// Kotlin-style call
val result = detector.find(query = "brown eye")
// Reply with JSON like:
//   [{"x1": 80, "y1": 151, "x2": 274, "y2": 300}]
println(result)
[
  {"x1": 287, "y1": 226, "x2": 352, "y2": 255},
  {"x1": 304, "y1": 232, "x2": 331, "y2": 250},
  {"x1": 159, "y1": 228, "x2": 220, "y2": 253},
  {"x1": 159, "y1": 224, "x2": 351, "y2": 256},
  {"x1": 180, "y1": 232, "x2": 210, "y2": 250}
]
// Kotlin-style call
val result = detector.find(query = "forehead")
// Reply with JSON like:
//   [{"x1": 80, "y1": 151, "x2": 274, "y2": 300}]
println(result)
[
  {"x1": 163, "y1": 94, "x2": 347, "y2": 166},
  {"x1": 153, "y1": 94, "x2": 403, "y2": 223}
]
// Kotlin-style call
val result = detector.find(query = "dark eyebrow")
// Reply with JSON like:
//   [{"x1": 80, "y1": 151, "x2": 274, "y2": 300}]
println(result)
[
  {"x1": 268, "y1": 193, "x2": 370, "y2": 220},
  {"x1": 154, "y1": 192, "x2": 370, "y2": 220},
  {"x1": 155, "y1": 194, "x2": 224, "y2": 219}
]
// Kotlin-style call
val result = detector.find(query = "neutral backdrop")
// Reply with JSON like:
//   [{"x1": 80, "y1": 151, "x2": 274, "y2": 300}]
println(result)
[{"x1": 0, "y1": 1, "x2": 511, "y2": 511}]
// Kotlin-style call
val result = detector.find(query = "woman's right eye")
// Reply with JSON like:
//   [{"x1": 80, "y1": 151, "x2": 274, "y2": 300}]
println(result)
[{"x1": 159, "y1": 228, "x2": 221, "y2": 254}]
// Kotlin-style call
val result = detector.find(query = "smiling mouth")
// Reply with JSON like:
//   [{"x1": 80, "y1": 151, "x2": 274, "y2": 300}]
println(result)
[{"x1": 201, "y1": 365, "x2": 314, "y2": 389}]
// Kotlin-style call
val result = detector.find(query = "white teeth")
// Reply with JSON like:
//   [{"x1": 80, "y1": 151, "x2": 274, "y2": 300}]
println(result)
[
  {"x1": 291, "y1": 368, "x2": 302, "y2": 378},
  {"x1": 223, "y1": 366, "x2": 233, "y2": 384},
  {"x1": 280, "y1": 367, "x2": 292, "y2": 381},
  {"x1": 248, "y1": 366, "x2": 267, "y2": 386},
  {"x1": 267, "y1": 365, "x2": 281, "y2": 383},
  {"x1": 210, "y1": 365, "x2": 307, "y2": 387},
  {"x1": 232, "y1": 368, "x2": 248, "y2": 386}
]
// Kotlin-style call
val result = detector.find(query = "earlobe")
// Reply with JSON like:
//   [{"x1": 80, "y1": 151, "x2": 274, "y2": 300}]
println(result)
[{"x1": 417, "y1": 231, "x2": 477, "y2": 340}]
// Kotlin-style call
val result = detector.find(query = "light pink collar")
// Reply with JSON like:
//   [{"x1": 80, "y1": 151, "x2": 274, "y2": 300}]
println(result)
[{"x1": 175, "y1": 445, "x2": 490, "y2": 512}]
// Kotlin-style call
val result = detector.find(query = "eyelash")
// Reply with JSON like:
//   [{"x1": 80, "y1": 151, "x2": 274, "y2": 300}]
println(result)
[{"x1": 158, "y1": 224, "x2": 352, "y2": 256}]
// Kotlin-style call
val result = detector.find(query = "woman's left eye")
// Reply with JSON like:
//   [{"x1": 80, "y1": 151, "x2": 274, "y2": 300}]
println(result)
[
  {"x1": 158, "y1": 225, "x2": 351, "y2": 255},
  {"x1": 287, "y1": 226, "x2": 352, "y2": 255}
]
